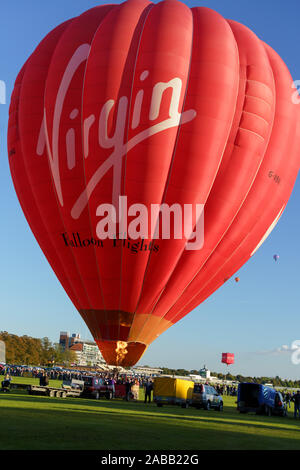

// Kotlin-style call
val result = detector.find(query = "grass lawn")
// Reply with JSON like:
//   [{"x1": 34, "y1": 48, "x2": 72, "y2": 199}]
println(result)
[
  {"x1": 1, "y1": 377, "x2": 300, "y2": 450},
  {"x1": 2, "y1": 375, "x2": 63, "y2": 388}
]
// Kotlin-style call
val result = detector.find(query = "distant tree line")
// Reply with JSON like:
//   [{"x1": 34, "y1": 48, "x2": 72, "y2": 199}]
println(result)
[
  {"x1": 0, "y1": 331, "x2": 76, "y2": 366},
  {"x1": 158, "y1": 367, "x2": 300, "y2": 388},
  {"x1": 210, "y1": 372, "x2": 300, "y2": 389}
]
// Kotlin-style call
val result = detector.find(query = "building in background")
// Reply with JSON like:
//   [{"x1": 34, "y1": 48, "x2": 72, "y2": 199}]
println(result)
[
  {"x1": 132, "y1": 365, "x2": 163, "y2": 376},
  {"x1": 199, "y1": 365, "x2": 211, "y2": 380},
  {"x1": 59, "y1": 332, "x2": 70, "y2": 350},
  {"x1": 59, "y1": 331, "x2": 105, "y2": 367},
  {"x1": 69, "y1": 333, "x2": 81, "y2": 348}
]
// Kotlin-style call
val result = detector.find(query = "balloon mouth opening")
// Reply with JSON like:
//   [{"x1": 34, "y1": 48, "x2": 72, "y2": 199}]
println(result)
[{"x1": 96, "y1": 340, "x2": 147, "y2": 367}]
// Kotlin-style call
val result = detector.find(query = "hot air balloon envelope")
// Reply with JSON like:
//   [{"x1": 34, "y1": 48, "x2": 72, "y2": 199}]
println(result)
[
  {"x1": 222, "y1": 353, "x2": 235, "y2": 365},
  {"x1": 7, "y1": 0, "x2": 300, "y2": 367}
]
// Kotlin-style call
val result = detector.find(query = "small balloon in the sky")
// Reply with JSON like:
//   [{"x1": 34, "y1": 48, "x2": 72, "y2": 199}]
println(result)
[
  {"x1": 273, "y1": 254, "x2": 279, "y2": 261},
  {"x1": 235, "y1": 277, "x2": 240, "y2": 283}
]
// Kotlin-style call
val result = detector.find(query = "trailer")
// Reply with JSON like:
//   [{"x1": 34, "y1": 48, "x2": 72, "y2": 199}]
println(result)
[
  {"x1": 28, "y1": 385, "x2": 74, "y2": 398},
  {"x1": 8, "y1": 379, "x2": 84, "y2": 398},
  {"x1": 153, "y1": 377, "x2": 194, "y2": 408}
]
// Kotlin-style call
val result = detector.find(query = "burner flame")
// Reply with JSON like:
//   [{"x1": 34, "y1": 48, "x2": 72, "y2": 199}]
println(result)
[{"x1": 115, "y1": 341, "x2": 128, "y2": 365}]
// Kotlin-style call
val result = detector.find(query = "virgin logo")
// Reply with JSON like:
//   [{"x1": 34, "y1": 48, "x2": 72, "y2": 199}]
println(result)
[{"x1": 37, "y1": 44, "x2": 197, "y2": 220}]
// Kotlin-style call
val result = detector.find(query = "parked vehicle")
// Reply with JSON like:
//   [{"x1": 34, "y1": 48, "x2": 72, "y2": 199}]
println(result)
[
  {"x1": 237, "y1": 383, "x2": 287, "y2": 416},
  {"x1": 191, "y1": 383, "x2": 223, "y2": 411},
  {"x1": 8, "y1": 380, "x2": 84, "y2": 398},
  {"x1": 82, "y1": 376, "x2": 114, "y2": 399},
  {"x1": 153, "y1": 377, "x2": 194, "y2": 408}
]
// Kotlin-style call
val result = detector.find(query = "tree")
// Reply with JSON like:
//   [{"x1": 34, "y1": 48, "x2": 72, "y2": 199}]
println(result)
[{"x1": 62, "y1": 347, "x2": 77, "y2": 366}]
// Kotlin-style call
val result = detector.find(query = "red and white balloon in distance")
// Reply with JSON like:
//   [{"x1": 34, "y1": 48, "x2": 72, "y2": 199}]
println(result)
[
  {"x1": 7, "y1": 0, "x2": 300, "y2": 366},
  {"x1": 222, "y1": 353, "x2": 235, "y2": 366}
]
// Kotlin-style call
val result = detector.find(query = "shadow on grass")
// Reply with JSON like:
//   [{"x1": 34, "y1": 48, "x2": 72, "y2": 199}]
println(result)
[
  {"x1": 1, "y1": 402, "x2": 300, "y2": 450},
  {"x1": 1, "y1": 392, "x2": 299, "y2": 436}
]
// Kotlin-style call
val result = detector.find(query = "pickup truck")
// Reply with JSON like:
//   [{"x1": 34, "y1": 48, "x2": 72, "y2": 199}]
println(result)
[{"x1": 81, "y1": 376, "x2": 114, "y2": 399}]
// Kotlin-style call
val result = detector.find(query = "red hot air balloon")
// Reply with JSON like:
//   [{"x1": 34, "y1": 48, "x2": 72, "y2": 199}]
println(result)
[
  {"x1": 222, "y1": 353, "x2": 235, "y2": 366},
  {"x1": 7, "y1": 0, "x2": 300, "y2": 367}
]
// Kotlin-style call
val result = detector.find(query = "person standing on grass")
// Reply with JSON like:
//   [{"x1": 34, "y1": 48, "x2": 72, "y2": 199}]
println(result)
[
  {"x1": 292, "y1": 390, "x2": 300, "y2": 418},
  {"x1": 39, "y1": 371, "x2": 49, "y2": 387},
  {"x1": 284, "y1": 391, "x2": 291, "y2": 409},
  {"x1": 144, "y1": 380, "x2": 153, "y2": 404},
  {"x1": 106, "y1": 377, "x2": 115, "y2": 398},
  {"x1": 125, "y1": 379, "x2": 132, "y2": 401},
  {"x1": 286, "y1": 392, "x2": 291, "y2": 408}
]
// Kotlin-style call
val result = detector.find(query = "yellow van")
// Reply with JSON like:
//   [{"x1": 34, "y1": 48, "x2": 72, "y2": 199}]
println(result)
[{"x1": 153, "y1": 377, "x2": 194, "y2": 408}]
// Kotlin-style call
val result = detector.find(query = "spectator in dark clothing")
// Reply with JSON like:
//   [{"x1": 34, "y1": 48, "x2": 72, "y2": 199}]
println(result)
[
  {"x1": 284, "y1": 392, "x2": 291, "y2": 409},
  {"x1": 125, "y1": 380, "x2": 132, "y2": 401},
  {"x1": 39, "y1": 371, "x2": 49, "y2": 387},
  {"x1": 108, "y1": 378, "x2": 116, "y2": 398},
  {"x1": 144, "y1": 380, "x2": 153, "y2": 404},
  {"x1": 292, "y1": 390, "x2": 300, "y2": 418}
]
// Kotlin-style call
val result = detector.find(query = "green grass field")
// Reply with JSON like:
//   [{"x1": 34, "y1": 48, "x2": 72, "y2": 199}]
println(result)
[{"x1": 1, "y1": 376, "x2": 300, "y2": 450}]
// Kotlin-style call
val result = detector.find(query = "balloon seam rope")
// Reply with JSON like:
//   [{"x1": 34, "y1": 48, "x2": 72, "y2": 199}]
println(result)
[
  {"x1": 23, "y1": 22, "x2": 92, "y2": 316},
  {"x1": 43, "y1": 18, "x2": 96, "y2": 316},
  {"x1": 43, "y1": 14, "x2": 107, "y2": 338},
  {"x1": 17, "y1": 63, "x2": 80, "y2": 308},
  {"x1": 170, "y1": 54, "x2": 291, "y2": 324},
  {"x1": 18, "y1": 30, "x2": 82, "y2": 312},
  {"x1": 165, "y1": 43, "x2": 278, "y2": 323},
  {"x1": 134, "y1": 8, "x2": 234, "y2": 333},
  {"x1": 139, "y1": 11, "x2": 240, "y2": 330},
  {"x1": 117, "y1": 2, "x2": 155, "y2": 344},
  {"x1": 151, "y1": 27, "x2": 276, "y2": 325},
  {"x1": 79, "y1": 6, "x2": 116, "y2": 343},
  {"x1": 132, "y1": 4, "x2": 196, "y2": 342}
]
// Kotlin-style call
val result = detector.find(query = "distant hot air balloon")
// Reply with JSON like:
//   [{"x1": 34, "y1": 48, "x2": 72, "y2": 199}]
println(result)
[
  {"x1": 222, "y1": 353, "x2": 235, "y2": 366},
  {"x1": 222, "y1": 353, "x2": 234, "y2": 381},
  {"x1": 7, "y1": 0, "x2": 300, "y2": 366},
  {"x1": 273, "y1": 254, "x2": 280, "y2": 261},
  {"x1": 235, "y1": 277, "x2": 240, "y2": 283}
]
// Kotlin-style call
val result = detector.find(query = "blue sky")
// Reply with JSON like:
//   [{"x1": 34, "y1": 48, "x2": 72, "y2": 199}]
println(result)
[{"x1": 0, "y1": 0, "x2": 300, "y2": 379}]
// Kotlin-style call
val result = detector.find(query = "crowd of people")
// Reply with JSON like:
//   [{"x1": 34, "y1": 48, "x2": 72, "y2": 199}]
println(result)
[
  {"x1": 2, "y1": 364, "x2": 300, "y2": 416},
  {"x1": 214, "y1": 384, "x2": 237, "y2": 396},
  {"x1": 0, "y1": 364, "x2": 154, "y2": 401},
  {"x1": 0, "y1": 364, "x2": 140, "y2": 384},
  {"x1": 282, "y1": 390, "x2": 300, "y2": 418}
]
